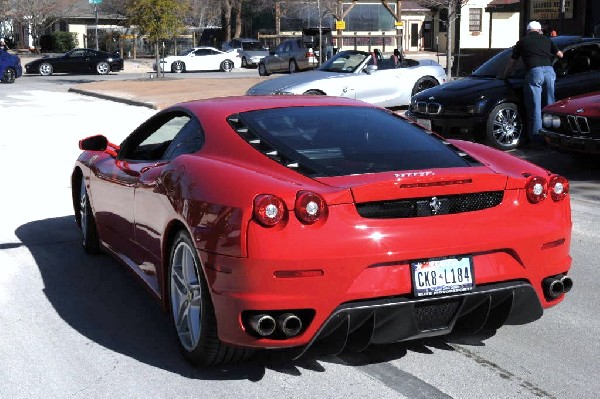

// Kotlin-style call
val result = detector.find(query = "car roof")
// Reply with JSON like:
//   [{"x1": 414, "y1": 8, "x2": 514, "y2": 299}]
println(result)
[{"x1": 552, "y1": 36, "x2": 600, "y2": 49}]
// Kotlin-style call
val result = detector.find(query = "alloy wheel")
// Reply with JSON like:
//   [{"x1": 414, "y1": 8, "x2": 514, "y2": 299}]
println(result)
[{"x1": 170, "y1": 240, "x2": 203, "y2": 352}]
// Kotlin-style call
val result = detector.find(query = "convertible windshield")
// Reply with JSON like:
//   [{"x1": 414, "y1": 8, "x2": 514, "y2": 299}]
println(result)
[
  {"x1": 471, "y1": 49, "x2": 526, "y2": 79},
  {"x1": 237, "y1": 106, "x2": 471, "y2": 177},
  {"x1": 319, "y1": 51, "x2": 369, "y2": 73}
]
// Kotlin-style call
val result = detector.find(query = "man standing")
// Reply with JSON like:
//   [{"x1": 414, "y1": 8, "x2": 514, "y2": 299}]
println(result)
[{"x1": 502, "y1": 21, "x2": 563, "y2": 146}]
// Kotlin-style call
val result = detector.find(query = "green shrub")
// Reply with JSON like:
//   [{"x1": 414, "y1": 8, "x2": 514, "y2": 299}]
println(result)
[{"x1": 52, "y1": 32, "x2": 78, "y2": 52}]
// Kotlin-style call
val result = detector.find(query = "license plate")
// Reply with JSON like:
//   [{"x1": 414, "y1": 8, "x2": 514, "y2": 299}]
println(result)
[
  {"x1": 411, "y1": 257, "x2": 474, "y2": 297},
  {"x1": 416, "y1": 118, "x2": 432, "y2": 130}
]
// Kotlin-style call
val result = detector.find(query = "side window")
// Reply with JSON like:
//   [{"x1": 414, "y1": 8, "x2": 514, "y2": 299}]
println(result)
[
  {"x1": 275, "y1": 43, "x2": 285, "y2": 54},
  {"x1": 163, "y1": 118, "x2": 204, "y2": 160},
  {"x1": 232, "y1": 39, "x2": 240, "y2": 48},
  {"x1": 194, "y1": 49, "x2": 211, "y2": 56},
  {"x1": 559, "y1": 45, "x2": 598, "y2": 76},
  {"x1": 120, "y1": 114, "x2": 192, "y2": 161}
]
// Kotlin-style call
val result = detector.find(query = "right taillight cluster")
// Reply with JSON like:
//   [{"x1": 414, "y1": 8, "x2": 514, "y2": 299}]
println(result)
[
  {"x1": 525, "y1": 175, "x2": 569, "y2": 204},
  {"x1": 253, "y1": 191, "x2": 327, "y2": 227}
]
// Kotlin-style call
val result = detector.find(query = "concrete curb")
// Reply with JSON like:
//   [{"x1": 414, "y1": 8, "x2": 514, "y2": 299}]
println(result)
[{"x1": 68, "y1": 87, "x2": 158, "y2": 109}]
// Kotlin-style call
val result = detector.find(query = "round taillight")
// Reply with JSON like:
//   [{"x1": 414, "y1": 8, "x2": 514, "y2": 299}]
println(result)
[
  {"x1": 549, "y1": 175, "x2": 569, "y2": 201},
  {"x1": 253, "y1": 194, "x2": 287, "y2": 227},
  {"x1": 294, "y1": 191, "x2": 327, "y2": 224},
  {"x1": 525, "y1": 176, "x2": 547, "y2": 204}
]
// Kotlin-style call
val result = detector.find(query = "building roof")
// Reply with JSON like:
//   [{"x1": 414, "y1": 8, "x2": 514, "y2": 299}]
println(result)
[{"x1": 65, "y1": 0, "x2": 126, "y2": 20}]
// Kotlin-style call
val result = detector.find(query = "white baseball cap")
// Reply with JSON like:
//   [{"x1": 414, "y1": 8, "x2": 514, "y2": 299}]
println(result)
[{"x1": 527, "y1": 21, "x2": 542, "y2": 31}]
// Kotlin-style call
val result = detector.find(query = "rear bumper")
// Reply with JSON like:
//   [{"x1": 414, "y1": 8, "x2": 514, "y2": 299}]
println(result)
[
  {"x1": 541, "y1": 128, "x2": 600, "y2": 154},
  {"x1": 199, "y1": 196, "x2": 571, "y2": 351},
  {"x1": 299, "y1": 281, "x2": 542, "y2": 357}
]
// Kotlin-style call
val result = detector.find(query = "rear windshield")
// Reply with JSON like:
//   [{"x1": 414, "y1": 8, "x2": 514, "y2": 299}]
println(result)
[
  {"x1": 241, "y1": 41, "x2": 265, "y2": 51},
  {"x1": 236, "y1": 106, "x2": 472, "y2": 177},
  {"x1": 472, "y1": 49, "x2": 526, "y2": 78}
]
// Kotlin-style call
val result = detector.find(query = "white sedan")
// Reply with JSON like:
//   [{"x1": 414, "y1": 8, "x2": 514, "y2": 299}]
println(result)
[
  {"x1": 154, "y1": 46, "x2": 242, "y2": 73},
  {"x1": 247, "y1": 50, "x2": 447, "y2": 107}
]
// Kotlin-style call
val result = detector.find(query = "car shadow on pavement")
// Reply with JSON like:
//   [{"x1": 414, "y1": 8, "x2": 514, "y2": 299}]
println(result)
[{"x1": 16, "y1": 215, "x2": 502, "y2": 378}]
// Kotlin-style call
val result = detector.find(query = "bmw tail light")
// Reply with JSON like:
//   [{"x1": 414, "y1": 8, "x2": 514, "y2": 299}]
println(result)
[
  {"x1": 295, "y1": 191, "x2": 327, "y2": 224},
  {"x1": 525, "y1": 176, "x2": 547, "y2": 204},
  {"x1": 548, "y1": 175, "x2": 569, "y2": 202},
  {"x1": 253, "y1": 194, "x2": 287, "y2": 227}
]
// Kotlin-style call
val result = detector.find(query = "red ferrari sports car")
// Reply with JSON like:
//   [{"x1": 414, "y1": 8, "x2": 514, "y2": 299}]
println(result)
[
  {"x1": 72, "y1": 96, "x2": 572, "y2": 366},
  {"x1": 541, "y1": 90, "x2": 600, "y2": 156}
]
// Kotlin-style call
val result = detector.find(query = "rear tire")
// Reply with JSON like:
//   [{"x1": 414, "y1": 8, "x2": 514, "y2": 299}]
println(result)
[
  {"x1": 258, "y1": 63, "x2": 269, "y2": 76},
  {"x1": 96, "y1": 61, "x2": 110, "y2": 75},
  {"x1": 79, "y1": 182, "x2": 101, "y2": 254},
  {"x1": 169, "y1": 230, "x2": 251, "y2": 366},
  {"x1": 220, "y1": 60, "x2": 234, "y2": 72}
]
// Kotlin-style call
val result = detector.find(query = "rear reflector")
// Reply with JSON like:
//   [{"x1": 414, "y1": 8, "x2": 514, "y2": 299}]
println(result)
[{"x1": 274, "y1": 269, "x2": 324, "y2": 278}]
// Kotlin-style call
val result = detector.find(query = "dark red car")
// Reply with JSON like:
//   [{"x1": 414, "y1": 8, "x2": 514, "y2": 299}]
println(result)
[
  {"x1": 541, "y1": 91, "x2": 600, "y2": 156},
  {"x1": 72, "y1": 96, "x2": 573, "y2": 366}
]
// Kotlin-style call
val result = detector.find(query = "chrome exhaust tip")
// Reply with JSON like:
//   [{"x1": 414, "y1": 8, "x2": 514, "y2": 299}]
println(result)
[
  {"x1": 560, "y1": 275, "x2": 573, "y2": 293},
  {"x1": 248, "y1": 314, "x2": 276, "y2": 337},
  {"x1": 277, "y1": 313, "x2": 303, "y2": 337},
  {"x1": 543, "y1": 276, "x2": 564, "y2": 299}
]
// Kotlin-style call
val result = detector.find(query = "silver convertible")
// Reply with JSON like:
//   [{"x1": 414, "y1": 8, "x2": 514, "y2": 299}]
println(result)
[{"x1": 246, "y1": 50, "x2": 447, "y2": 108}]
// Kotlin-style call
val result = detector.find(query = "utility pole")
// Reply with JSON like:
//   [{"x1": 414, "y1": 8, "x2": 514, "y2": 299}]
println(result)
[{"x1": 317, "y1": 0, "x2": 322, "y2": 66}]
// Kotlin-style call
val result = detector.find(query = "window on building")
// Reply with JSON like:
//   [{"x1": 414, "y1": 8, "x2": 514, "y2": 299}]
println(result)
[{"x1": 469, "y1": 8, "x2": 482, "y2": 32}]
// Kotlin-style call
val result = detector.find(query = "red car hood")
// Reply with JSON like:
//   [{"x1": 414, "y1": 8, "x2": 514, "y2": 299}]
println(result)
[
  {"x1": 316, "y1": 166, "x2": 507, "y2": 203},
  {"x1": 544, "y1": 91, "x2": 600, "y2": 116}
]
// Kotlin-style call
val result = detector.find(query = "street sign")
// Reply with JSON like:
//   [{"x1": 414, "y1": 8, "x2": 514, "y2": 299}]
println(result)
[
  {"x1": 395, "y1": 21, "x2": 404, "y2": 27},
  {"x1": 89, "y1": 0, "x2": 102, "y2": 4},
  {"x1": 335, "y1": 20, "x2": 346, "y2": 30}
]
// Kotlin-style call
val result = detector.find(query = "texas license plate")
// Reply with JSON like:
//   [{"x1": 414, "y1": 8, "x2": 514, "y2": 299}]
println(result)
[
  {"x1": 411, "y1": 257, "x2": 474, "y2": 297},
  {"x1": 416, "y1": 118, "x2": 432, "y2": 130}
]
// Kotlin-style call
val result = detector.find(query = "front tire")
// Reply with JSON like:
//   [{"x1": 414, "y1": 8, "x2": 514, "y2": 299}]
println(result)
[
  {"x1": 411, "y1": 76, "x2": 439, "y2": 96},
  {"x1": 169, "y1": 231, "x2": 250, "y2": 366},
  {"x1": 171, "y1": 61, "x2": 185, "y2": 73},
  {"x1": 258, "y1": 63, "x2": 269, "y2": 76},
  {"x1": 1, "y1": 67, "x2": 16, "y2": 83},
  {"x1": 96, "y1": 61, "x2": 110, "y2": 75},
  {"x1": 79, "y1": 182, "x2": 100, "y2": 254},
  {"x1": 39, "y1": 62, "x2": 53, "y2": 76},
  {"x1": 220, "y1": 60, "x2": 234, "y2": 72},
  {"x1": 485, "y1": 103, "x2": 523, "y2": 150}
]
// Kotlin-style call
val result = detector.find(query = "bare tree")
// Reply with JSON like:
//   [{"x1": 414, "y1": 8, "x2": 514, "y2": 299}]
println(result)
[
  {"x1": 417, "y1": 0, "x2": 469, "y2": 80},
  {"x1": 9, "y1": 0, "x2": 80, "y2": 52}
]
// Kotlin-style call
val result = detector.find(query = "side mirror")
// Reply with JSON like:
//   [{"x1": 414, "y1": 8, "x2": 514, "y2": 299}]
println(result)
[
  {"x1": 269, "y1": 50, "x2": 276, "y2": 56},
  {"x1": 364, "y1": 65, "x2": 378, "y2": 74},
  {"x1": 79, "y1": 135, "x2": 108, "y2": 151}
]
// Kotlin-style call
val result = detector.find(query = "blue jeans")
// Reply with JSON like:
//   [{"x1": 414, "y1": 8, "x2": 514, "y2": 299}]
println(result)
[{"x1": 524, "y1": 66, "x2": 556, "y2": 140}]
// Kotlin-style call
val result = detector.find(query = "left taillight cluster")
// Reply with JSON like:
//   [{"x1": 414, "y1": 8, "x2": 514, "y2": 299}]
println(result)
[
  {"x1": 525, "y1": 175, "x2": 569, "y2": 204},
  {"x1": 253, "y1": 191, "x2": 327, "y2": 227}
]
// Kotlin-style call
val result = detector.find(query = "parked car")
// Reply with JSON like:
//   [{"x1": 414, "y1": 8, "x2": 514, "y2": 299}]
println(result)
[
  {"x1": 258, "y1": 38, "x2": 317, "y2": 75},
  {"x1": 222, "y1": 38, "x2": 269, "y2": 68},
  {"x1": 406, "y1": 36, "x2": 600, "y2": 150},
  {"x1": 154, "y1": 46, "x2": 241, "y2": 73},
  {"x1": 73, "y1": 95, "x2": 572, "y2": 366},
  {"x1": 0, "y1": 50, "x2": 22, "y2": 83},
  {"x1": 24, "y1": 48, "x2": 123, "y2": 76},
  {"x1": 540, "y1": 90, "x2": 600, "y2": 156},
  {"x1": 247, "y1": 49, "x2": 446, "y2": 108}
]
